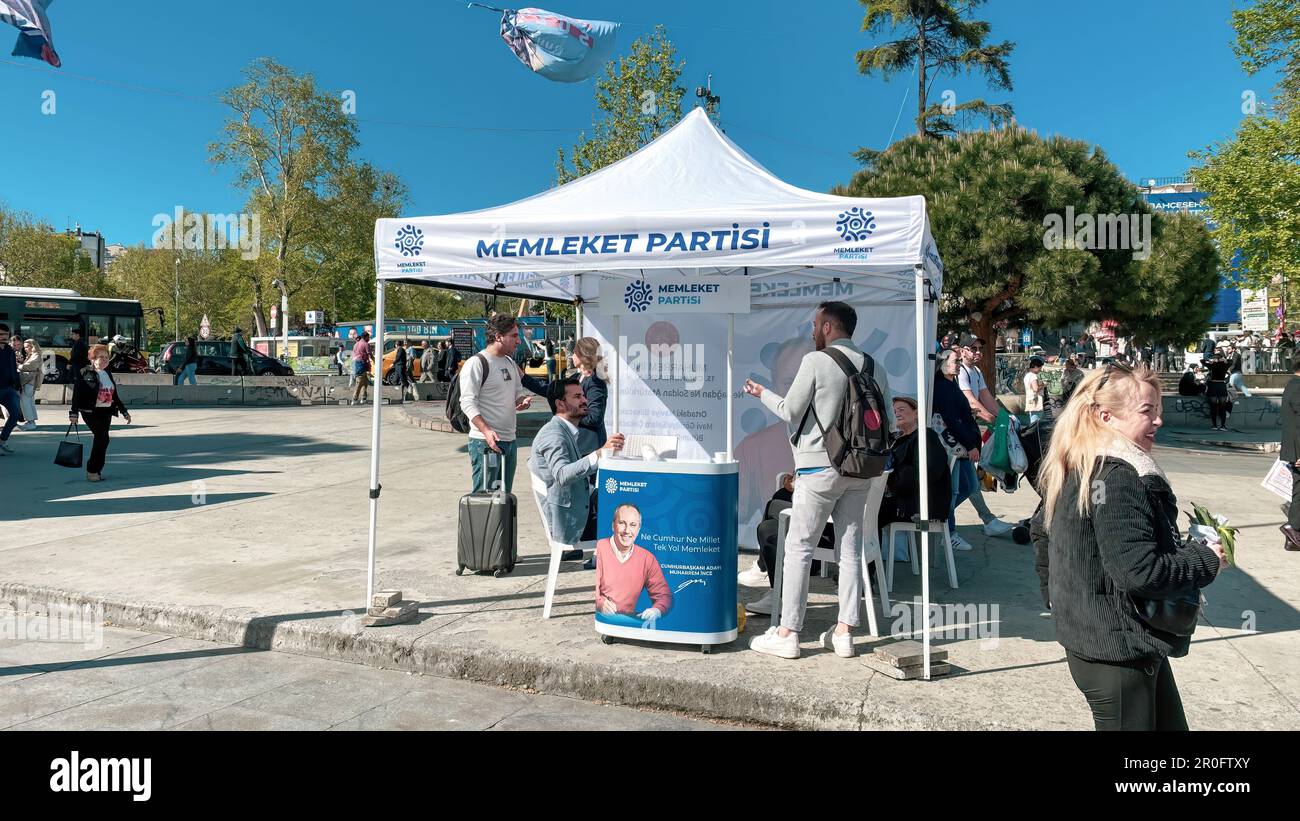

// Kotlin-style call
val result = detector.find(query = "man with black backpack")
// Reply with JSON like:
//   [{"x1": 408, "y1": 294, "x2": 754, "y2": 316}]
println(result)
[
  {"x1": 742, "y1": 301, "x2": 895, "y2": 661},
  {"x1": 450, "y1": 314, "x2": 533, "y2": 493}
]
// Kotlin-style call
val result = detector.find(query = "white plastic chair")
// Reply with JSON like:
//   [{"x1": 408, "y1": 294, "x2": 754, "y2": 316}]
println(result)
[
  {"x1": 883, "y1": 452, "x2": 960, "y2": 590},
  {"x1": 770, "y1": 473, "x2": 891, "y2": 637},
  {"x1": 530, "y1": 473, "x2": 595, "y2": 619}
]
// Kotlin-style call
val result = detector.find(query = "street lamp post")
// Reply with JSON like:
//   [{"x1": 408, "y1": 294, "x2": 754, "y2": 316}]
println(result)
[{"x1": 173, "y1": 256, "x2": 180, "y2": 342}]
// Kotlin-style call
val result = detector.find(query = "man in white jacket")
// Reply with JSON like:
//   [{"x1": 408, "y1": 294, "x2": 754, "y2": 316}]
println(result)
[{"x1": 741, "y1": 301, "x2": 894, "y2": 660}]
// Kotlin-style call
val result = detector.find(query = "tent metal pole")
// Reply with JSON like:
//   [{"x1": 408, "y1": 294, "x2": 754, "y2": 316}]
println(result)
[
  {"x1": 366, "y1": 279, "x2": 386, "y2": 608},
  {"x1": 914, "y1": 263, "x2": 930, "y2": 681},
  {"x1": 611, "y1": 313, "x2": 620, "y2": 433},
  {"x1": 727, "y1": 312, "x2": 734, "y2": 460}
]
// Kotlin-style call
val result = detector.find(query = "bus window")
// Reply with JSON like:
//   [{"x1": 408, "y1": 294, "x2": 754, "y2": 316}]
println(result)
[
  {"x1": 18, "y1": 319, "x2": 80, "y2": 349},
  {"x1": 87, "y1": 315, "x2": 111, "y2": 341},
  {"x1": 113, "y1": 317, "x2": 141, "y2": 346}
]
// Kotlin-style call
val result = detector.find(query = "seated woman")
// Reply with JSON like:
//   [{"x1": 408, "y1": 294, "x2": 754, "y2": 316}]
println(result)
[
  {"x1": 1177, "y1": 365, "x2": 1206, "y2": 397},
  {"x1": 745, "y1": 473, "x2": 833, "y2": 617},
  {"x1": 879, "y1": 396, "x2": 953, "y2": 555}
]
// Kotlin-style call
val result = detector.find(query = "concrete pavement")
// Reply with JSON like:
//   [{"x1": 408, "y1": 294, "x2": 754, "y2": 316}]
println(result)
[
  {"x1": 0, "y1": 615, "x2": 745, "y2": 730},
  {"x1": 2, "y1": 405, "x2": 1298, "y2": 730}
]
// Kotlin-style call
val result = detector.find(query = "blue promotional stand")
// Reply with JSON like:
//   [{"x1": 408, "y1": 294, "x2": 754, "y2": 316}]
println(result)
[{"x1": 594, "y1": 457, "x2": 739, "y2": 652}]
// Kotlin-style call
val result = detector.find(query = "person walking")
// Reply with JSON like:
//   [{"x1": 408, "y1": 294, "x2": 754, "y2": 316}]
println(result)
[
  {"x1": 932, "y1": 349, "x2": 983, "y2": 552},
  {"x1": 1023, "y1": 356, "x2": 1046, "y2": 426},
  {"x1": 420, "y1": 342, "x2": 436, "y2": 384},
  {"x1": 68, "y1": 326, "x2": 89, "y2": 381},
  {"x1": 0, "y1": 324, "x2": 21, "y2": 453},
  {"x1": 352, "y1": 332, "x2": 373, "y2": 404},
  {"x1": 18, "y1": 338, "x2": 43, "y2": 430},
  {"x1": 177, "y1": 336, "x2": 199, "y2": 385},
  {"x1": 1197, "y1": 333, "x2": 1216, "y2": 365},
  {"x1": 954, "y1": 338, "x2": 1015, "y2": 537},
  {"x1": 230, "y1": 328, "x2": 251, "y2": 376},
  {"x1": 68, "y1": 343, "x2": 133, "y2": 481},
  {"x1": 1204, "y1": 353, "x2": 1232, "y2": 431},
  {"x1": 1279, "y1": 355, "x2": 1300, "y2": 551},
  {"x1": 334, "y1": 346, "x2": 346, "y2": 377},
  {"x1": 742, "y1": 301, "x2": 894, "y2": 661},
  {"x1": 1034, "y1": 363, "x2": 1224, "y2": 730},
  {"x1": 393, "y1": 340, "x2": 409, "y2": 403},
  {"x1": 1228, "y1": 343, "x2": 1252, "y2": 398},
  {"x1": 443, "y1": 339, "x2": 462, "y2": 383},
  {"x1": 1152, "y1": 340, "x2": 1168, "y2": 373},
  {"x1": 459, "y1": 314, "x2": 533, "y2": 493}
]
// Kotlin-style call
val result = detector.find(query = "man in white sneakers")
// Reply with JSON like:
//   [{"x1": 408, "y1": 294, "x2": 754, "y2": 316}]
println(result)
[
  {"x1": 459, "y1": 314, "x2": 533, "y2": 493},
  {"x1": 741, "y1": 301, "x2": 894, "y2": 660}
]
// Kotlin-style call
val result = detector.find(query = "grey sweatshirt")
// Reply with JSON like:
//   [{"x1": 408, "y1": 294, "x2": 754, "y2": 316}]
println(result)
[{"x1": 759, "y1": 338, "x2": 896, "y2": 470}]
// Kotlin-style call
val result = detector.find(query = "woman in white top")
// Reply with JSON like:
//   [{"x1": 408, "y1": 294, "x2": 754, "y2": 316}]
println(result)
[{"x1": 1023, "y1": 356, "x2": 1046, "y2": 425}]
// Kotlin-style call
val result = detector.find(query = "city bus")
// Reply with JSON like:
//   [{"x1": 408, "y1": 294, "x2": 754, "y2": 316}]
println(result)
[{"x1": 0, "y1": 286, "x2": 146, "y2": 382}]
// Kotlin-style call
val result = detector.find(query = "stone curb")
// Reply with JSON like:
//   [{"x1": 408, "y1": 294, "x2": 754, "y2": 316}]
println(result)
[{"x1": 0, "y1": 581, "x2": 1003, "y2": 731}]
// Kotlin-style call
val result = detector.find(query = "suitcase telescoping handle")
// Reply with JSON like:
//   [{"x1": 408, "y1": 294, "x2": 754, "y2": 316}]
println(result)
[{"x1": 487, "y1": 449, "x2": 503, "y2": 495}]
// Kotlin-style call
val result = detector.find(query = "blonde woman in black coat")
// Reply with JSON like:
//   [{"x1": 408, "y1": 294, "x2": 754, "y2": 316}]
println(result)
[{"x1": 1034, "y1": 363, "x2": 1225, "y2": 730}]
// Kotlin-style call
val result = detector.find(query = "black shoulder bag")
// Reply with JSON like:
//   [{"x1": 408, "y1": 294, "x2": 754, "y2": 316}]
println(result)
[
  {"x1": 1126, "y1": 485, "x2": 1204, "y2": 637},
  {"x1": 54, "y1": 420, "x2": 84, "y2": 469}
]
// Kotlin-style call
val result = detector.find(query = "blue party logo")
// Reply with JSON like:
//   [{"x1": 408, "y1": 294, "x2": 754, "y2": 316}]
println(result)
[
  {"x1": 624, "y1": 279, "x2": 653, "y2": 312},
  {"x1": 395, "y1": 225, "x2": 424, "y2": 257},
  {"x1": 835, "y1": 208, "x2": 876, "y2": 242}
]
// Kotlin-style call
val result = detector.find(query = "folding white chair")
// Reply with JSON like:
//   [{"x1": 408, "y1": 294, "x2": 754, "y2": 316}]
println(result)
[
  {"x1": 882, "y1": 454, "x2": 961, "y2": 590},
  {"x1": 530, "y1": 473, "x2": 595, "y2": 619}
]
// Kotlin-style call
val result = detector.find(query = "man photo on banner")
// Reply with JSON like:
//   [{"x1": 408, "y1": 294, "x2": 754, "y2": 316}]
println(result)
[{"x1": 595, "y1": 503, "x2": 672, "y2": 629}]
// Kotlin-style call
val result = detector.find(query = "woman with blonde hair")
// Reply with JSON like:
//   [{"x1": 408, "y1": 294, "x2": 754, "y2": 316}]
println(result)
[
  {"x1": 1033, "y1": 363, "x2": 1225, "y2": 730},
  {"x1": 18, "y1": 338, "x2": 43, "y2": 430},
  {"x1": 569, "y1": 336, "x2": 608, "y2": 570}
]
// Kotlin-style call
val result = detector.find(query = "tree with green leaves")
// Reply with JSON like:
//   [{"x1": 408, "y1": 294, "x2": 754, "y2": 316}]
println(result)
[
  {"x1": 1232, "y1": 0, "x2": 1300, "y2": 113},
  {"x1": 0, "y1": 204, "x2": 116, "y2": 296},
  {"x1": 209, "y1": 58, "x2": 358, "y2": 336},
  {"x1": 835, "y1": 128, "x2": 1219, "y2": 379},
  {"x1": 855, "y1": 0, "x2": 1014, "y2": 143},
  {"x1": 1191, "y1": 1, "x2": 1300, "y2": 320},
  {"x1": 555, "y1": 26, "x2": 686, "y2": 184}
]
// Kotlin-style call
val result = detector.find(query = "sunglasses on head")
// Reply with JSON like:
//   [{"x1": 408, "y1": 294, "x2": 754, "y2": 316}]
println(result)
[{"x1": 1096, "y1": 361, "x2": 1132, "y2": 392}]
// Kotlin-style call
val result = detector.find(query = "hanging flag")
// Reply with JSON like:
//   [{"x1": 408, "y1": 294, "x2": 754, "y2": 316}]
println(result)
[
  {"x1": 473, "y1": 4, "x2": 618, "y2": 83},
  {"x1": 0, "y1": 0, "x2": 59, "y2": 67}
]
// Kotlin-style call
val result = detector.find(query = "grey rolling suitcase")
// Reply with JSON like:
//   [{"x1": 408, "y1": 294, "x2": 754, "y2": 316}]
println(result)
[{"x1": 456, "y1": 454, "x2": 517, "y2": 577}]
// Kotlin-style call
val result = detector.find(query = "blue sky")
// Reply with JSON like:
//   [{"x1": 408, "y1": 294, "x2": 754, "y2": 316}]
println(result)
[{"x1": 0, "y1": 0, "x2": 1279, "y2": 247}]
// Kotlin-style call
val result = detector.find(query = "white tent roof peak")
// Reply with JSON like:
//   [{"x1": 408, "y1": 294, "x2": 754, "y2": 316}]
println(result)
[{"x1": 460, "y1": 106, "x2": 863, "y2": 219}]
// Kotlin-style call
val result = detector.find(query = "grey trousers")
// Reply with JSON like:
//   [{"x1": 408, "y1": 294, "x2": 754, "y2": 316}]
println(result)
[{"x1": 779, "y1": 468, "x2": 871, "y2": 633}]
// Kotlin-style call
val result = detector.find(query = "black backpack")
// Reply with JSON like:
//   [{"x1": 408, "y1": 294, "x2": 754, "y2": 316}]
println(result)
[
  {"x1": 797, "y1": 348, "x2": 891, "y2": 479},
  {"x1": 446, "y1": 353, "x2": 489, "y2": 434}
]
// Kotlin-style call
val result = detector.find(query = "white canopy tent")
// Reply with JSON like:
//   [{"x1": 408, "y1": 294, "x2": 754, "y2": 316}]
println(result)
[{"x1": 371, "y1": 108, "x2": 947, "y2": 676}]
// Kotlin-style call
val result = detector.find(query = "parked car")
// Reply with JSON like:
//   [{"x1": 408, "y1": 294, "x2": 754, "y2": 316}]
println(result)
[{"x1": 160, "y1": 340, "x2": 294, "y2": 376}]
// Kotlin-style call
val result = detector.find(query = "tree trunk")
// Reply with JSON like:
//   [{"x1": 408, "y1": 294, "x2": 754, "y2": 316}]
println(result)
[
  {"x1": 916, "y1": 19, "x2": 928, "y2": 136},
  {"x1": 970, "y1": 314, "x2": 997, "y2": 389}
]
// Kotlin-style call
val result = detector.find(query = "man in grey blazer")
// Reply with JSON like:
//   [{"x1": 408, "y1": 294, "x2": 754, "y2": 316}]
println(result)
[{"x1": 529, "y1": 378, "x2": 624, "y2": 562}]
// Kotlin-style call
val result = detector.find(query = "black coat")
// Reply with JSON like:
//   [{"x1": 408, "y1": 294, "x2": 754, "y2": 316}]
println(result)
[
  {"x1": 70, "y1": 366, "x2": 129, "y2": 416},
  {"x1": 578, "y1": 372, "x2": 608, "y2": 447},
  {"x1": 1031, "y1": 453, "x2": 1219, "y2": 663},
  {"x1": 69, "y1": 337, "x2": 89, "y2": 371},
  {"x1": 884, "y1": 428, "x2": 952, "y2": 523},
  {"x1": 1281, "y1": 377, "x2": 1300, "y2": 465}
]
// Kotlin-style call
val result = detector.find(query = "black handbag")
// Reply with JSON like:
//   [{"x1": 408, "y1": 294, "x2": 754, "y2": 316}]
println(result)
[
  {"x1": 1129, "y1": 589, "x2": 1203, "y2": 636},
  {"x1": 54, "y1": 420, "x2": 83, "y2": 469}
]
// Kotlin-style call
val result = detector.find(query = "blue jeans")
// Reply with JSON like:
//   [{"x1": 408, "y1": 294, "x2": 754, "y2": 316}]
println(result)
[
  {"x1": 175, "y1": 363, "x2": 197, "y2": 385},
  {"x1": 949, "y1": 458, "x2": 978, "y2": 536},
  {"x1": 468, "y1": 437, "x2": 517, "y2": 493},
  {"x1": 0, "y1": 388, "x2": 19, "y2": 442}
]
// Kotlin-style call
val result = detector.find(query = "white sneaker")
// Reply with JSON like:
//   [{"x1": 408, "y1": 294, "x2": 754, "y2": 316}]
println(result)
[
  {"x1": 951, "y1": 534, "x2": 974, "y2": 551},
  {"x1": 745, "y1": 589, "x2": 775, "y2": 615},
  {"x1": 982, "y1": 518, "x2": 1014, "y2": 537},
  {"x1": 749, "y1": 626, "x2": 800, "y2": 659},
  {"x1": 738, "y1": 559, "x2": 769, "y2": 588},
  {"x1": 819, "y1": 627, "x2": 855, "y2": 658}
]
